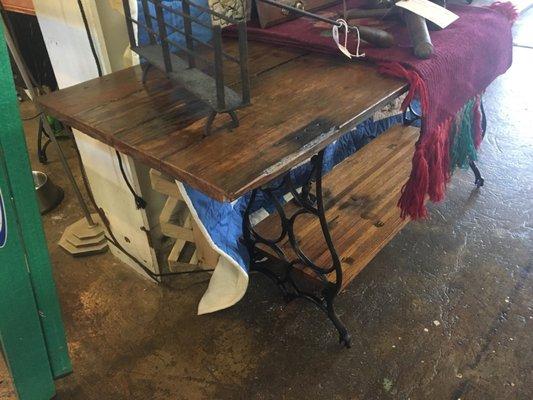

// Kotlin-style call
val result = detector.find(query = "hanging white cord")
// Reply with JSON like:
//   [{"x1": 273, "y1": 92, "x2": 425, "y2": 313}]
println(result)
[{"x1": 332, "y1": 19, "x2": 365, "y2": 59}]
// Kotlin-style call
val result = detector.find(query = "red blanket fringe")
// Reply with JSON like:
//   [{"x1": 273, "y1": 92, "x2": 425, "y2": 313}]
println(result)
[
  {"x1": 379, "y1": 2, "x2": 515, "y2": 219},
  {"x1": 378, "y1": 62, "x2": 447, "y2": 219},
  {"x1": 489, "y1": 1, "x2": 519, "y2": 23}
]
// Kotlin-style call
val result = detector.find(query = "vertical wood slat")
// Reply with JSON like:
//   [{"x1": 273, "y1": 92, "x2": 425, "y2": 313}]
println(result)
[
  {"x1": 212, "y1": 24, "x2": 225, "y2": 110},
  {"x1": 140, "y1": 0, "x2": 157, "y2": 44},
  {"x1": 237, "y1": 20, "x2": 250, "y2": 105},
  {"x1": 154, "y1": 0, "x2": 173, "y2": 72},
  {"x1": 181, "y1": 0, "x2": 196, "y2": 68},
  {"x1": 122, "y1": 0, "x2": 137, "y2": 49}
]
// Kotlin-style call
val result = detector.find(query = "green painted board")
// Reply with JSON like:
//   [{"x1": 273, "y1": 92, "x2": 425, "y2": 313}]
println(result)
[
  {"x1": 0, "y1": 19, "x2": 72, "y2": 399},
  {"x1": 0, "y1": 153, "x2": 56, "y2": 400}
]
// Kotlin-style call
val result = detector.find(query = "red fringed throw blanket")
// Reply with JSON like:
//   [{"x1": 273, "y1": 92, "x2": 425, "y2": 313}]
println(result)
[{"x1": 226, "y1": 1, "x2": 516, "y2": 219}]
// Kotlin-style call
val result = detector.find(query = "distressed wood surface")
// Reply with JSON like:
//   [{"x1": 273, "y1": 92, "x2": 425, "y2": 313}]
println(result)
[
  {"x1": 38, "y1": 40, "x2": 407, "y2": 202},
  {"x1": 255, "y1": 125, "x2": 419, "y2": 290},
  {"x1": 150, "y1": 168, "x2": 218, "y2": 270},
  {"x1": 0, "y1": 0, "x2": 35, "y2": 15}
]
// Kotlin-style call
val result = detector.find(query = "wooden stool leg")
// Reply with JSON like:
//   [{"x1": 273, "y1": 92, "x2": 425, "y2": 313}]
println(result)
[
  {"x1": 150, "y1": 168, "x2": 219, "y2": 271},
  {"x1": 191, "y1": 219, "x2": 219, "y2": 268}
]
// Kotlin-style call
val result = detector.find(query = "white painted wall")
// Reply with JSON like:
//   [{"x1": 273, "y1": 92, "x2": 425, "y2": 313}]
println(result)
[{"x1": 34, "y1": 0, "x2": 162, "y2": 277}]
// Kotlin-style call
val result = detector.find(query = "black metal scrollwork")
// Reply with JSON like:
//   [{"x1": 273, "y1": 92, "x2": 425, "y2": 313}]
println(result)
[{"x1": 242, "y1": 150, "x2": 351, "y2": 348}]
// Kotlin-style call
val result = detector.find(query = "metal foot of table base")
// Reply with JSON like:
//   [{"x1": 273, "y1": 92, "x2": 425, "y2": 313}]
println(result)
[{"x1": 469, "y1": 160, "x2": 484, "y2": 187}]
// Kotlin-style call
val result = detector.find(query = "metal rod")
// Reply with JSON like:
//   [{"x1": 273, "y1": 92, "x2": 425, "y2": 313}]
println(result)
[
  {"x1": 162, "y1": 18, "x2": 239, "y2": 63},
  {"x1": 146, "y1": 15, "x2": 236, "y2": 61},
  {"x1": 1, "y1": 18, "x2": 96, "y2": 226},
  {"x1": 128, "y1": 19, "x2": 213, "y2": 65},
  {"x1": 140, "y1": 0, "x2": 157, "y2": 44},
  {"x1": 122, "y1": 0, "x2": 138, "y2": 49},
  {"x1": 237, "y1": 21, "x2": 250, "y2": 105},
  {"x1": 164, "y1": 37, "x2": 212, "y2": 66},
  {"x1": 181, "y1": 0, "x2": 196, "y2": 68},
  {"x1": 154, "y1": 0, "x2": 173, "y2": 72},
  {"x1": 258, "y1": 0, "x2": 346, "y2": 28},
  {"x1": 128, "y1": 17, "x2": 159, "y2": 37},
  {"x1": 212, "y1": 24, "x2": 226, "y2": 110}
]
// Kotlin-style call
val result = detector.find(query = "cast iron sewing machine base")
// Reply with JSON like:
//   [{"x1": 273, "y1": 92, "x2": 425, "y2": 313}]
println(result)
[
  {"x1": 243, "y1": 104, "x2": 486, "y2": 348},
  {"x1": 243, "y1": 150, "x2": 352, "y2": 348}
]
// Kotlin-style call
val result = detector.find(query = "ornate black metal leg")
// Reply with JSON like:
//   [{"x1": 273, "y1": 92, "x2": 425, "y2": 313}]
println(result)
[
  {"x1": 37, "y1": 116, "x2": 50, "y2": 164},
  {"x1": 243, "y1": 150, "x2": 351, "y2": 348},
  {"x1": 469, "y1": 160, "x2": 484, "y2": 187},
  {"x1": 469, "y1": 97, "x2": 486, "y2": 188},
  {"x1": 480, "y1": 98, "x2": 487, "y2": 137},
  {"x1": 325, "y1": 285, "x2": 351, "y2": 347}
]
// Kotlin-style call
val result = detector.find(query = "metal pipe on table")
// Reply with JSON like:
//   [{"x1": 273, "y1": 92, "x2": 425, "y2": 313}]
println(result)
[{"x1": 257, "y1": 0, "x2": 394, "y2": 48}]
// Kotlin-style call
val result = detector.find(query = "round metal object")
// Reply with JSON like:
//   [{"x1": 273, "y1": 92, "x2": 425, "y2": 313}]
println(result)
[{"x1": 33, "y1": 171, "x2": 64, "y2": 215}]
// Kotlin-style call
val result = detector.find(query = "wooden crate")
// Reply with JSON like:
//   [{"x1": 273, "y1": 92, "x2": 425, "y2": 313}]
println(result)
[{"x1": 150, "y1": 169, "x2": 219, "y2": 271}]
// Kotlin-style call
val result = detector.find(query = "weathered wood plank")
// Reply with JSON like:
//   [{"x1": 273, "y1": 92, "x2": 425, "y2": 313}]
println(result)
[
  {"x1": 37, "y1": 40, "x2": 407, "y2": 202},
  {"x1": 150, "y1": 168, "x2": 181, "y2": 198},
  {"x1": 191, "y1": 219, "x2": 219, "y2": 268}
]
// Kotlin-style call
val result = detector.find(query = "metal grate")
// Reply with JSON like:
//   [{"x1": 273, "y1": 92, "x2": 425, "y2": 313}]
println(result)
[{"x1": 122, "y1": 0, "x2": 250, "y2": 135}]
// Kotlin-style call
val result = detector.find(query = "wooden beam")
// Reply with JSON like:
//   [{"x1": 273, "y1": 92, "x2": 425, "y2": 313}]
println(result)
[{"x1": 0, "y1": 0, "x2": 35, "y2": 15}]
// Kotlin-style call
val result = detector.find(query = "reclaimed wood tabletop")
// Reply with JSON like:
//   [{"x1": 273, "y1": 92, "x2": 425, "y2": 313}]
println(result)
[{"x1": 37, "y1": 40, "x2": 407, "y2": 202}]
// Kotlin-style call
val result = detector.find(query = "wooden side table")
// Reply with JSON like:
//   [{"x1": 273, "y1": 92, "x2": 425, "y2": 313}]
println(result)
[{"x1": 37, "y1": 39, "x2": 421, "y2": 346}]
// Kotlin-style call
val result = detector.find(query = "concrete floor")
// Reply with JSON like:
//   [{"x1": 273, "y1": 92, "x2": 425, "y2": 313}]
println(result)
[{"x1": 2, "y1": 10, "x2": 532, "y2": 400}]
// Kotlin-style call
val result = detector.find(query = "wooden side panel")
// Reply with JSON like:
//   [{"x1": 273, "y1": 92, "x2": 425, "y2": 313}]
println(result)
[
  {"x1": 150, "y1": 169, "x2": 219, "y2": 270},
  {"x1": 1, "y1": 0, "x2": 35, "y2": 15}
]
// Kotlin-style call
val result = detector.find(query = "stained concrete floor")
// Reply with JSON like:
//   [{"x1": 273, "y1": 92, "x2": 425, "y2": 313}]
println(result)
[{"x1": 2, "y1": 10, "x2": 533, "y2": 400}]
